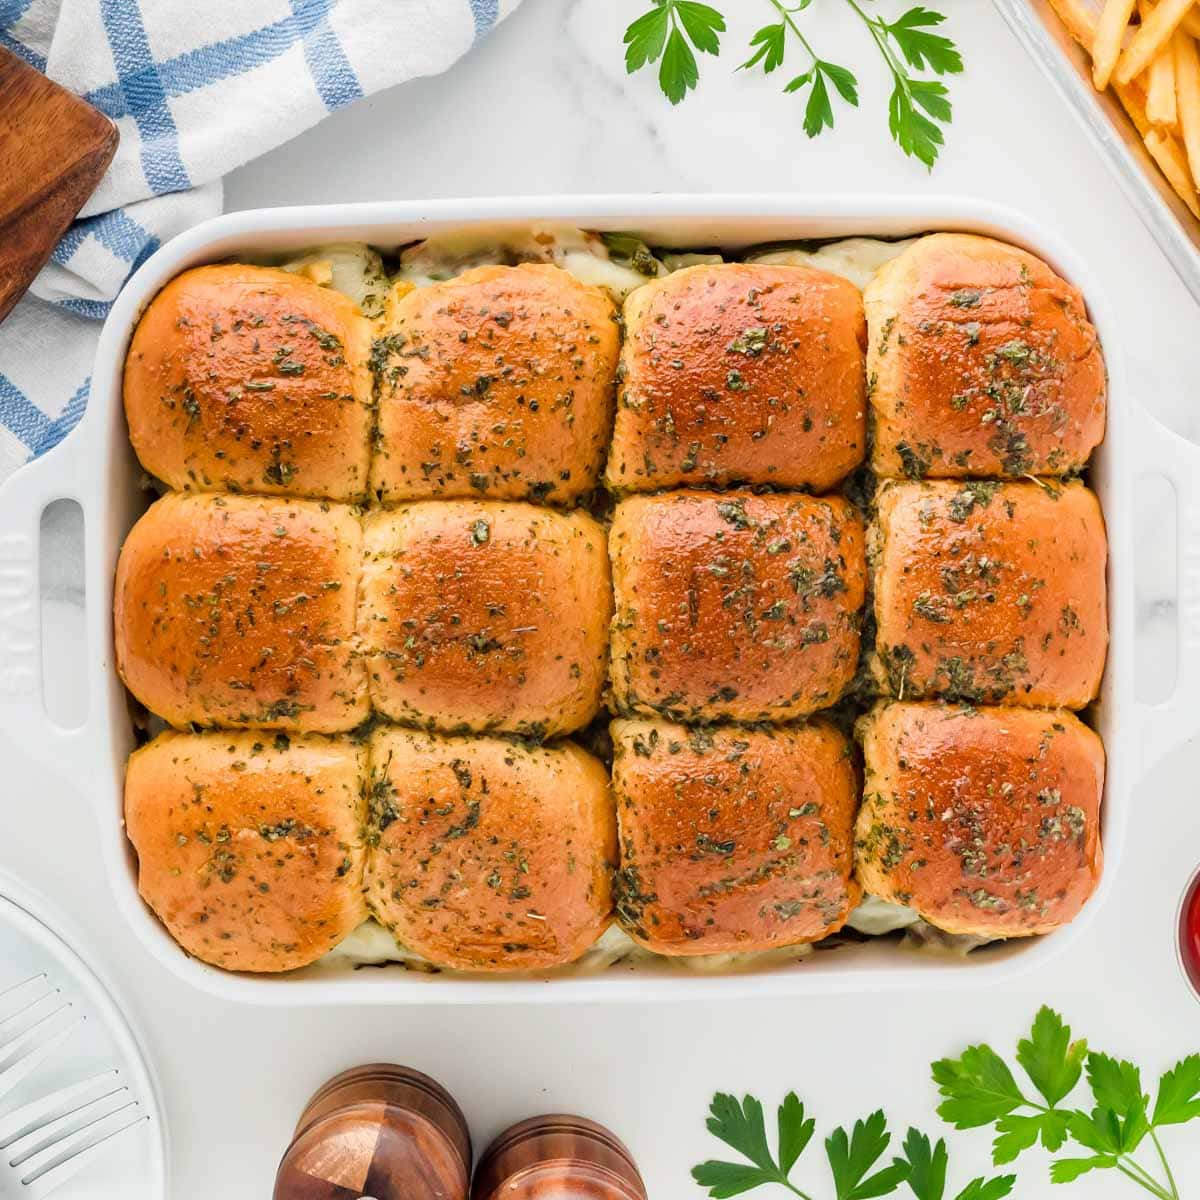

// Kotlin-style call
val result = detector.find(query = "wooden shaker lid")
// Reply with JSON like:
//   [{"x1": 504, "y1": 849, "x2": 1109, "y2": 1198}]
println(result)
[
  {"x1": 472, "y1": 1115, "x2": 647, "y2": 1200},
  {"x1": 274, "y1": 1064, "x2": 471, "y2": 1200}
]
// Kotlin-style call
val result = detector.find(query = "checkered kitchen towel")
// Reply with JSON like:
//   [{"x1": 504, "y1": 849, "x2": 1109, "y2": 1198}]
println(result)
[{"x1": 0, "y1": 0, "x2": 521, "y2": 481}]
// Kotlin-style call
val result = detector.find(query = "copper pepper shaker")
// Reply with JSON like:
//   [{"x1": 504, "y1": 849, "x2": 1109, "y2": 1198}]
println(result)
[
  {"x1": 274, "y1": 1064, "x2": 472, "y2": 1200},
  {"x1": 472, "y1": 1115, "x2": 647, "y2": 1200}
]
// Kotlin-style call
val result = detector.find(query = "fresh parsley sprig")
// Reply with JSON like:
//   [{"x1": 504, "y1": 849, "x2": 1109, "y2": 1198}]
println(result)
[
  {"x1": 691, "y1": 1093, "x2": 1015, "y2": 1199},
  {"x1": 932, "y1": 1006, "x2": 1200, "y2": 1199},
  {"x1": 843, "y1": 2, "x2": 961, "y2": 168},
  {"x1": 624, "y1": 0, "x2": 726, "y2": 105},
  {"x1": 741, "y1": 2, "x2": 860, "y2": 140},
  {"x1": 621, "y1": 0, "x2": 963, "y2": 167}
]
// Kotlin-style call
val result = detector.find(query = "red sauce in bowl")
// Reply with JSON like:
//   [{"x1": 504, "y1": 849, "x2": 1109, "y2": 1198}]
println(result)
[{"x1": 1181, "y1": 874, "x2": 1200, "y2": 995}]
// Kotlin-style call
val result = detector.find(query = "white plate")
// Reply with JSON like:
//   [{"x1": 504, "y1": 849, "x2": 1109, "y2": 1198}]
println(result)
[
  {"x1": 0, "y1": 871, "x2": 167, "y2": 1196},
  {"x1": 1, "y1": 194, "x2": 1197, "y2": 1005}
]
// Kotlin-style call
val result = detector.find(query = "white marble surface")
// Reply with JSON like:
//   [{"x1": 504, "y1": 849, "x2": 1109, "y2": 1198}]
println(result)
[{"x1": 6, "y1": 1, "x2": 1200, "y2": 1196}]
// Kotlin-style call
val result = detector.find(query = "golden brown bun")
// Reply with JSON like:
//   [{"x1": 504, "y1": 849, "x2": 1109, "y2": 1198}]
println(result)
[
  {"x1": 612, "y1": 718, "x2": 860, "y2": 955},
  {"x1": 363, "y1": 729, "x2": 615, "y2": 971},
  {"x1": 871, "y1": 480, "x2": 1107, "y2": 708},
  {"x1": 606, "y1": 263, "x2": 866, "y2": 493},
  {"x1": 856, "y1": 702, "x2": 1104, "y2": 937},
  {"x1": 123, "y1": 265, "x2": 374, "y2": 500},
  {"x1": 124, "y1": 730, "x2": 367, "y2": 972},
  {"x1": 609, "y1": 491, "x2": 866, "y2": 723},
  {"x1": 865, "y1": 234, "x2": 1106, "y2": 478},
  {"x1": 114, "y1": 493, "x2": 368, "y2": 731},
  {"x1": 359, "y1": 501, "x2": 610, "y2": 738},
  {"x1": 370, "y1": 264, "x2": 619, "y2": 504}
]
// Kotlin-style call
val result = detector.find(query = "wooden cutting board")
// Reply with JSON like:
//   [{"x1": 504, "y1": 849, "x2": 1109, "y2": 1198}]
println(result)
[{"x1": 0, "y1": 45, "x2": 118, "y2": 325}]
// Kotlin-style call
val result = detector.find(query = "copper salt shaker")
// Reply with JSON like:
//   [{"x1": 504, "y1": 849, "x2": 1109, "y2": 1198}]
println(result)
[
  {"x1": 472, "y1": 1115, "x2": 647, "y2": 1199},
  {"x1": 274, "y1": 1064, "x2": 472, "y2": 1199}
]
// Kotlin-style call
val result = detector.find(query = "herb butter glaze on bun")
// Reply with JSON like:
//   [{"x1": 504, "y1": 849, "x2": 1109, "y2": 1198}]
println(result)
[
  {"x1": 358, "y1": 501, "x2": 611, "y2": 738},
  {"x1": 114, "y1": 493, "x2": 368, "y2": 732},
  {"x1": 363, "y1": 729, "x2": 615, "y2": 972},
  {"x1": 871, "y1": 479, "x2": 1108, "y2": 708},
  {"x1": 864, "y1": 233, "x2": 1106, "y2": 479},
  {"x1": 612, "y1": 718, "x2": 861, "y2": 955},
  {"x1": 370, "y1": 264, "x2": 620, "y2": 504},
  {"x1": 124, "y1": 730, "x2": 367, "y2": 973},
  {"x1": 606, "y1": 262, "x2": 866, "y2": 493},
  {"x1": 855, "y1": 702, "x2": 1104, "y2": 938},
  {"x1": 608, "y1": 491, "x2": 866, "y2": 724},
  {"x1": 123, "y1": 264, "x2": 375, "y2": 501}
]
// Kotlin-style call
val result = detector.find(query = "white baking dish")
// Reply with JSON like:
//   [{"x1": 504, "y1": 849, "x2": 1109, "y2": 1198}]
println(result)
[{"x1": 1, "y1": 194, "x2": 1195, "y2": 1006}]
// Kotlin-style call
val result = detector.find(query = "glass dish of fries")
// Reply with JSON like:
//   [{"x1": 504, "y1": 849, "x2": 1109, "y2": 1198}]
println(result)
[{"x1": 996, "y1": 0, "x2": 1200, "y2": 302}]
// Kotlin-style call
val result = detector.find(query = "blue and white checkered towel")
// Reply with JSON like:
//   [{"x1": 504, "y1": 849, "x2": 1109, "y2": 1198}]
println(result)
[{"x1": 0, "y1": 0, "x2": 520, "y2": 481}]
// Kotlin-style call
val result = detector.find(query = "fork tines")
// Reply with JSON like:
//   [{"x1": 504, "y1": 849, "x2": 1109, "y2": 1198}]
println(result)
[
  {"x1": 0, "y1": 1071, "x2": 146, "y2": 1197},
  {"x1": 0, "y1": 978, "x2": 82, "y2": 1111}
]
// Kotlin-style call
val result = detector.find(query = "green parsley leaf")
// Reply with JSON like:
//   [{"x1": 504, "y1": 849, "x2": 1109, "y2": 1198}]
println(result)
[
  {"x1": 932, "y1": 1045, "x2": 1027, "y2": 1128},
  {"x1": 777, "y1": 1092, "x2": 815, "y2": 1175},
  {"x1": 896, "y1": 1128, "x2": 946, "y2": 1200},
  {"x1": 909, "y1": 78, "x2": 951, "y2": 122},
  {"x1": 802, "y1": 70, "x2": 834, "y2": 137},
  {"x1": 706, "y1": 1093, "x2": 775, "y2": 1171},
  {"x1": 692, "y1": 1092, "x2": 817, "y2": 1198},
  {"x1": 887, "y1": 81, "x2": 945, "y2": 169},
  {"x1": 826, "y1": 1110, "x2": 909, "y2": 1200},
  {"x1": 885, "y1": 7, "x2": 963, "y2": 75},
  {"x1": 1048, "y1": 1156, "x2": 1119, "y2": 1183},
  {"x1": 741, "y1": 22, "x2": 786, "y2": 73},
  {"x1": 675, "y1": 1, "x2": 725, "y2": 54},
  {"x1": 1152, "y1": 1054, "x2": 1200, "y2": 1126},
  {"x1": 691, "y1": 1161, "x2": 777, "y2": 1198},
  {"x1": 623, "y1": 5, "x2": 669, "y2": 72},
  {"x1": 1016, "y1": 1007, "x2": 1087, "y2": 1108},
  {"x1": 784, "y1": 62, "x2": 859, "y2": 138},
  {"x1": 822, "y1": 61, "x2": 861, "y2": 104},
  {"x1": 1086, "y1": 1053, "x2": 1147, "y2": 1123},
  {"x1": 992, "y1": 1110, "x2": 1070, "y2": 1162},
  {"x1": 894, "y1": 1128, "x2": 1014, "y2": 1200},
  {"x1": 953, "y1": 1178, "x2": 1015, "y2": 1200},
  {"x1": 660, "y1": 27, "x2": 700, "y2": 105},
  {"x1": 1065, "y1": 1108, "x2": 1122, "y2": 1155}
]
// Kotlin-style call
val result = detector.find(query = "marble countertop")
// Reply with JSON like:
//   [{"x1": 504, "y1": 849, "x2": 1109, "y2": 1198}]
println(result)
[{"x1": 6, "y1": 1, "x2": 1200, "y2": 1195}]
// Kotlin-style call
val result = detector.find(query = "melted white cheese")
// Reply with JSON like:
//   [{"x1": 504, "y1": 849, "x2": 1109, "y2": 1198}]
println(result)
[
  {"x1": 323, "y1": 919, "x2": 816, "y2": 975},
  {"x1": 747, "y1": 237, "x2": 916, "y2": 291},
  {"x1": 846, "y1": 893, "x2": 923, "y2": 936},
  {"x1": 277, "y1": 242, "x2": 389, "y2": 318},
  {"x1": 395, "y1": 225, "x2": 662, "y2": 300}
]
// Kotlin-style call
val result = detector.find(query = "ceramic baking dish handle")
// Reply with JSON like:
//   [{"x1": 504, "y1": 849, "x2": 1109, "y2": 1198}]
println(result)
[
  {"x1": 0, "y1": 434, "x2": 100, "y2": 782},
  {"x1": 1135, "y1": 408, "x2": 1200, "y2": 775}
]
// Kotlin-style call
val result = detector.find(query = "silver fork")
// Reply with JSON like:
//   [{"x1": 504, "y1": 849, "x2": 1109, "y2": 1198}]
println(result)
[
  {"x1": 0, "y1": 976, "x2": 143, "y2": 1197},
  {"x1": 0, "y1": 1072, "x2": 146, "y2": 1198}
]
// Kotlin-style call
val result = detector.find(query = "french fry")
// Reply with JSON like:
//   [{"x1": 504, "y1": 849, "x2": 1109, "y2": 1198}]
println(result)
[
  {"x1": 1142, "y1": 2, "x2": 1180, "y2": 123},
  {"x1": 1048, "y1": 0, "x2": 1099, "y2": 48},
  {"x1": 1183, "y1": 10, "x2": 1200, "y2": 36},
  {"x1": 1095, "y1": 0, "x2": 1139, "y2": 87},
  {"x1": 1116, "y1": 0, "x2": 1197, "y2": 84},
  {"x1": 1145, "y1": 127, "x2": 1200, "y2": 213},
  {"x1": 1174, "y1": 33, "x2": 1200, "y2": 188},
  {"x1": 1116, "y1": 76, "x2": 1154, "y2": 134}
]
